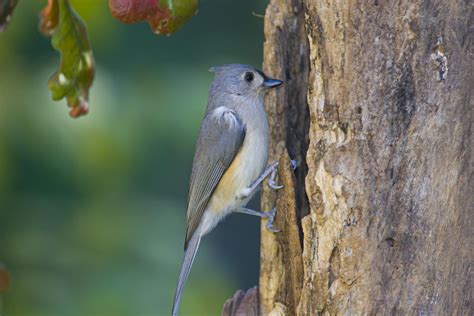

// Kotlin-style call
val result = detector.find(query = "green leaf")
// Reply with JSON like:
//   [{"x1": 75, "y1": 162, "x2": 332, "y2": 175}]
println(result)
[
  {"x1": 109, "y1": 0, "x2": 198, "y2": 35},
  {"x1": 40, "y1": 0, "x2": 95, "y2": 118},
  {"x1": 0, "y1": 0, "x2": 18, "y2": 32},
  {"x1": 158, "y1": 0, "x2": 198, "y2": 34}
]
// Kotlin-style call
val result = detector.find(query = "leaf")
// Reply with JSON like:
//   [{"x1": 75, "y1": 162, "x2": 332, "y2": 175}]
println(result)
[
  {"x1": 40, "y1": 0, "x2": 95, "y2": 118},
  {"x1": 39, "y1": 0, "x2": 59, "y2": 36},
  {"x1": 109, "y1": 0, "x2": 198, "y2": 35},
  {"x1": 0, "y1": 263, "x2": 9, "y2": 292},
  {"x1": 0, "y1": 0, "x2": 18, "y2": 32}
]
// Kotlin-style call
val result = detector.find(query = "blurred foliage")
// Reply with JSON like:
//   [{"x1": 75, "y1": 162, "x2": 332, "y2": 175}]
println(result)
[
  {"x1": 7, "y1": 0, "x2": 198, "y2": 119},
  {"x1": 109, "y1": 0, "x2": 198, "y2": 35},
  {"x1": 0, "y1": 0, "x2": 18, "y2": 32},
  {"x1": 0, "y1": 0, "x2": 267, "y2": 315}
]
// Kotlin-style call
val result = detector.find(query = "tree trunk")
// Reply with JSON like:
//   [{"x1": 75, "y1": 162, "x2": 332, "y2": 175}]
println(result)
[{"x1": 224, "y1": 0, "x2": 473, "y2": 315}]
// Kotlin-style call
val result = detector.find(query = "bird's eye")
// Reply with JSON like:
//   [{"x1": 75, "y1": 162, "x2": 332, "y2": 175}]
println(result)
[{"x1": 244, "y1": 72, "x2": 254, "y2": 82}]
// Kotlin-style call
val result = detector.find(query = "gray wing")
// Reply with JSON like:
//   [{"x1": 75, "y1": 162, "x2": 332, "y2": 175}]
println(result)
[{"x1": 185, "y1": 107, "x2": 246, "y2": 249}]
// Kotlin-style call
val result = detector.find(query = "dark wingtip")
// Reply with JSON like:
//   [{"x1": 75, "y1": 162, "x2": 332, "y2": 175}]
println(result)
[{"x1": 184, "y1": 229, "x2": 189, "y2": 251}]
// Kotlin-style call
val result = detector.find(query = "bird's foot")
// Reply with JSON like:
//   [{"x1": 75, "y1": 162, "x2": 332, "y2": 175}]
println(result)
[
  {"x1": 263, "y1": 207, "x2": 279, "y2": 233},
  {"x1": 268, "y1": 162, "x2": 283, "y2": 190}
]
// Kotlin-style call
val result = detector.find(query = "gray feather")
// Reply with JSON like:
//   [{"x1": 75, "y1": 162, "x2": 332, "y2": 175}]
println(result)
[
  {"x1": 185, "y1": 107, "x2": 245, "y2": 249},
  {"x1": 171, "y1": 233, "x2": 201, "y2": 316}
]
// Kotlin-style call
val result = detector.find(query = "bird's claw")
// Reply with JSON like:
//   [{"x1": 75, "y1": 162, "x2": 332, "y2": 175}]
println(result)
[
  {"x1": 291, "y1": 159, "x2": 298, "y2": 170},
  {"x1": 269, "y1": 161, "x2": 279, "y2": 169},
  {"x1": 264, "y1": 207, "x2": 280, "y2": 233},
  {"x1": 268, "y1": 163, "x2": 283, "y2": 190},
  {"x1": 269, "y1": 178, "x2": 284, "y2": 190}
]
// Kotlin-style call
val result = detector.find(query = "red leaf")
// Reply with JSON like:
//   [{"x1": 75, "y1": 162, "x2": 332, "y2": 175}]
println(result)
[
  {"x1": 109, "y1": 0, "x2": 198, "y2": 35},
  {"x1": 39, "y1": 0, "x2": 59, "y2": 35},
  {"x1": 0, "y1": 264, "x2": 9, "y2": 292},
  {"x1": 109, "y1": 0, "x2": 159, "y2": 23}
]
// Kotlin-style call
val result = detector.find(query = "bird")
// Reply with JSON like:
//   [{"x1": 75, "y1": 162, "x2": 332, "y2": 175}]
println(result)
[{"x1": 171, "y1": 64, "x2": 283, "y2": 316}]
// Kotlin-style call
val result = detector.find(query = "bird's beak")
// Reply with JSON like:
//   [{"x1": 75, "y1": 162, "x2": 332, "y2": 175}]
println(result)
[{"x1": 263, "y1": 78, "x2": 283, "y2": 89}]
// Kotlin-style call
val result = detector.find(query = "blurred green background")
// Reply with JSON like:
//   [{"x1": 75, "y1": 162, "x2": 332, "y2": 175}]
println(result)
[{"x1": 0, "y1": 1, "x2": 267, "y2": 315}]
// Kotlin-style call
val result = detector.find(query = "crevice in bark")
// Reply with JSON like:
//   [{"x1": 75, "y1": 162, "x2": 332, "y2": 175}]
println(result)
[
  {"x1": 283, "y1": 35, "x2": 310, "y2": 246},
  {"x1": 258, "y1": 0, "x2": 309, "y2": 315},
  {"x1": 328, "y1": 245, "x2": 340, "y2": 290}
]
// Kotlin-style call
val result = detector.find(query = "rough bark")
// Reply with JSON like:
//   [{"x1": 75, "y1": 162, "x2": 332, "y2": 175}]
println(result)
[
  {"x1": 259, "y1": 0, "x2": 309, "y2": 315},
  {"x1": 225, "y1": 0, "x2": 473, "y2": 315}
]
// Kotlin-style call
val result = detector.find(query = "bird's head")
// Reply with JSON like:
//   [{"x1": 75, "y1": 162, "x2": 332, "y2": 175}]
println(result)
[{"x1": 209, "y1": 64, "x2": 283, "y2": 98}]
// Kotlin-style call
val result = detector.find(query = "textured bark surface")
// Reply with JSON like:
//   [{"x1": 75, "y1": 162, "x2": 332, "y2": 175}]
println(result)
[
  {"x1": 259, "y1": 0, "x2": 309, "y2": 315},
  {"x1": 255, "y1": 0, "x2": 473, "y2": 315},
  {"x1": 224, "y1": 0, "x2": 472, "y2": 315}
]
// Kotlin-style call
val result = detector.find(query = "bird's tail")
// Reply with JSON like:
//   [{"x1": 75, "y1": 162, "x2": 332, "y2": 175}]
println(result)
[{"x1": 171, "y1": 233, "x2": 201, "y2": 316}]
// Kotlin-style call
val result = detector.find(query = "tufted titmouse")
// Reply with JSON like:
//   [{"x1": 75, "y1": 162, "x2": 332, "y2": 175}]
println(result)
[{"x1": 171, "y1": 64, "x2": 283, "y2": 316}]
